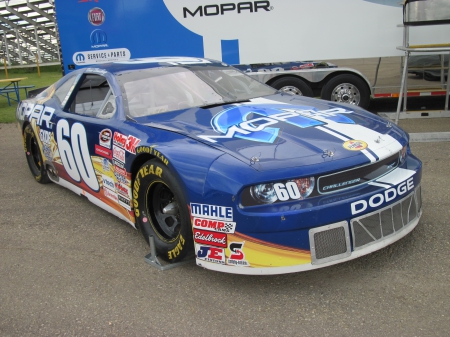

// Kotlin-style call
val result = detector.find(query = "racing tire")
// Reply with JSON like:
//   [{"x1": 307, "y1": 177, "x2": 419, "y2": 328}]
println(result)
[
  {"x1": 134, "y1": 160, "x2": 192, "y2": 263},
  {"x1": 320, "y1": 74, "x2": 370, "y2": 109},
  {"x1": 24, "y1": 124, "x2": 51, "y2": 184},
  {"x1": 271, "y1": 77, "x2": 314, "y2": 97}
]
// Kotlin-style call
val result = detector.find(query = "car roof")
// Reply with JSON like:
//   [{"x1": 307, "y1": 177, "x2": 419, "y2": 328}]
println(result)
[{"x1": 92, "y1": 57, "x2": 225, "y2": 75}]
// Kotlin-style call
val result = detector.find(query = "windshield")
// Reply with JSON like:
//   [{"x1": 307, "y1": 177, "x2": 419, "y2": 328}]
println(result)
[{"x1": 117, "y1": 65, "x2": 277, "y2": 117}]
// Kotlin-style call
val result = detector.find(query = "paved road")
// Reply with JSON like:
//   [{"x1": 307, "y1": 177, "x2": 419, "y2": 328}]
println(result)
[{"x1": 1, "y1": 122, "x2": 449, "y2": 337}]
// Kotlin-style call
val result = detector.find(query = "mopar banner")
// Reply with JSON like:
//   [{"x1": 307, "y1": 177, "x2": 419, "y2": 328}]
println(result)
[{"x1": 56, "y1": 0, "x2": 450, "y2": 73}]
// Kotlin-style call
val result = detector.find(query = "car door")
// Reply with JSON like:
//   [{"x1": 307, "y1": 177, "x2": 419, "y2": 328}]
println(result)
[{"x1": 49, "y1": 70, "x2": 134, "y2": 222}]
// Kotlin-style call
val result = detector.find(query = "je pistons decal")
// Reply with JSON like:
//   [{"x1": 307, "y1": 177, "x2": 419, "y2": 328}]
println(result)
[
  {"x1": 198, "y1": 105, "x2": 355, "y2": 143},
  {"x1": 196, "y1": 244, "x2": 225, "y2": 264}
]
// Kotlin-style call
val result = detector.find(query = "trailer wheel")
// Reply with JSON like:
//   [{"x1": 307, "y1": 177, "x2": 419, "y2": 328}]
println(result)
[
  {"x1": 321, "y1": 74, "x2": 370, "y2": 109},
  {"x1": 271, "y1": 77, "x2": 314, "y2": 97}
]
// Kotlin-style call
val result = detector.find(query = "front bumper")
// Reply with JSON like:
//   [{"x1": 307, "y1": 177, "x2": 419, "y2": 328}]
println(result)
[
  {"x1": 196, "y1": 185, "x2": 422, "y2": 275},
  {"x1": 193, "y1": 151, "x2": 422, "y2": 274}
]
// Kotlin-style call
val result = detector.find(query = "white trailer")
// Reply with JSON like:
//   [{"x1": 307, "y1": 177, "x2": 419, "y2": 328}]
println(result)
[{"x1": 53, "y1": 0, "x2": 450, "y2": 109}]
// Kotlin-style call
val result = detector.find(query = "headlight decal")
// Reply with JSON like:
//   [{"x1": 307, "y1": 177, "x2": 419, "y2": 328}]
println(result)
[{"x1": 243, "y1": 177, "x2": 315, "y2": 206}]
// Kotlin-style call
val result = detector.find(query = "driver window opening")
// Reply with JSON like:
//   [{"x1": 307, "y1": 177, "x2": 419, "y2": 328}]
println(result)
[{"x1": 68, "y1": 74, "x2": 116, "y2": 119}]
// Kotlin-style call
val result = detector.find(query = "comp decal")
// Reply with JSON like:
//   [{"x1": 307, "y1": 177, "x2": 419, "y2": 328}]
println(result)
[{"x1": 192, "y1": 217, "x2": 236, "y2": 234}]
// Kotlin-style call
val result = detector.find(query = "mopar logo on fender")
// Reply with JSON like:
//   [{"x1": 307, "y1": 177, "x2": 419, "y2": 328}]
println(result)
[
  {"x1": 183, "y1": 1, "x2": 271, "y2": 18},
  {"x1": 351, "y1": 177, "x2": 414, "y2": 215}
]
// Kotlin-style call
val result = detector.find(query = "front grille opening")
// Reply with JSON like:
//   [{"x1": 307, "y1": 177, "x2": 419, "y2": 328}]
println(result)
[
  {"x1": 351, "y1": 186, "x2": 421, "y2": 251},
  {"x1": 309, "y1": 221, "x2": 351, "y2": 265},
  {"x1": 314, "y1": 227, "x2": 347, "y2": 259}
]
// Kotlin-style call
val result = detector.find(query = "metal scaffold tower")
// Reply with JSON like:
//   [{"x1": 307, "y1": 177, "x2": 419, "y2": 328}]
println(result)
[{"x1": 0, "y1": 0, "x2": 58, "y2": 68}]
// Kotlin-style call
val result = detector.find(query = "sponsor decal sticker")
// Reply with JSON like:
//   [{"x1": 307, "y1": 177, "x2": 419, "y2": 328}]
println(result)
[
  {"x1": 343, "y1": 140, "x2": 368, "y2": 151},
  {"x1": 194, "y1": 229, "x2": 227, "y2": 247},
  {"x1": 118, "y1": 194, "x2": 131, "y2": 211},
  {"x1": 115, "y1": 182, "x2": 131, "y2": 198},
  {"x1": 196, "y1": 244, "x2": 225, "y2": 264},
  {"x1": 114, "y1": 170, "x2": 128, "y2": 184},
  {"x1": 227, "y1": 242, "x2": 249, "y2": 266},
  {"x1": 113, "y1": 158, "x2": 124, "y2": 168},
  {"x1": 113, "y1": 132, "x2": 141, "y2": 154},
  {"x1": 103, "y1": 187, "x2": 118, "y2": 203},
  {"x1": 95, "y1": 144, "x2": 112, "y2": 159},
  {"x1": 102, "y1": 158, "x2": 110, "y2": 172},
  {"x1": 101, "y1": 174, "x2": 115, "y2": 191},
  {"x1": 99, "y1": 129, "x2": 112, "y2": 148},
  {"x1": 193, "y1": 217, "x2": 236, "y2": 234},
  {"x1": 113, "y1": 145, "x2": 125, "y2": 163},
  {"x1": 190, "y1": 203, "x2": 233, "y2": 221},
  {"x1": 114, "y1": 165, "x2": 127, "y2": 176}
]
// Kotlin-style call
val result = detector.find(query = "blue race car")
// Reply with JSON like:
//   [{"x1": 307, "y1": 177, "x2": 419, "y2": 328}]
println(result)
[{"x1": 16, "y1": 57, "x2": 422, "y2": 275}]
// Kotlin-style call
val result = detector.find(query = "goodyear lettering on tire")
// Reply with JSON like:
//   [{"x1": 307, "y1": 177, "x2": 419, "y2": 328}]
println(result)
[{"x1": 133, "y1": 164, "x2": 163, "y2": 218}]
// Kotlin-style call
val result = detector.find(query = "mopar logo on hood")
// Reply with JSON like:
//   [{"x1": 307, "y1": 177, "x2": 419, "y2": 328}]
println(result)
[{"x1": 198, "y1": 105, "x2": 356, "y2": 143}]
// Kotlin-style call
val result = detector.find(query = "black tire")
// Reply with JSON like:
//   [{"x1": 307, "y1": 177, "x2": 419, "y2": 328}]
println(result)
[
  {"x1": 271, "y1": 77, "x2": 314, "y2": 97},
  {"x1": 133, "y1": 160, "x2": 192, "y2": 262},
  {"x1": 24, "y1": 124, "x2": 51, "y2": 184},
  {"x1": 320, "y1": 74, "x2": 370, "y2": 109}
]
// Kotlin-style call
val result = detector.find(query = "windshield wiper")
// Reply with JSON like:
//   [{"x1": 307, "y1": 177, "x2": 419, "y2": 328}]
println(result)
[{"x1": 200, "y1": 99, "x2": 250, "y2": 109}]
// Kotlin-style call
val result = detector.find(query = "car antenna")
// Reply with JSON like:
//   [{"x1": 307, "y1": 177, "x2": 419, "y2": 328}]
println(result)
[{"x1": 89, "y1": 80, "x2": 93, "y2": 107}]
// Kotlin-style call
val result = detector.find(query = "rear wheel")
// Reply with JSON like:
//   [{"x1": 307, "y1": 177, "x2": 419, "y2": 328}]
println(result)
[
  {"x1": 321, "y1": 74, "x2": 370, "y2": 109},
  {"x1": 24, "y1": 124, "x2": 50, "y2": 184},
  {"x1": 134, "y1": 160, "x2": 192, "y2": 262},
  {"x1": 271, "y1": 77, "x2": 314, "y2": 97}
]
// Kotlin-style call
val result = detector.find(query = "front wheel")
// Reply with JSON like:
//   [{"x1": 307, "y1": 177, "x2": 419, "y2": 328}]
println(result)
[
  {"x1": 320, "y1": 74, "x2": 370, "y2": 109},
  {"x1": 24, "y1": 124, "x2": 50, "y2": 184},
  {"x1": 133, "y1": 160, "x2": 192, "y2": 263}
]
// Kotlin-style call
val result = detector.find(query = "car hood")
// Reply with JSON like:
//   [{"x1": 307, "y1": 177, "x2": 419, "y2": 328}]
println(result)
[{"x1": 140, "y1": 94, "x2": 406, "y2": 172}]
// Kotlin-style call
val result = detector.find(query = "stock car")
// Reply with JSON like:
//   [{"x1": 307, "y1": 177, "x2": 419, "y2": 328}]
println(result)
[{"x1": 16, "y1": 57, "x2": 422, "y2": 275}]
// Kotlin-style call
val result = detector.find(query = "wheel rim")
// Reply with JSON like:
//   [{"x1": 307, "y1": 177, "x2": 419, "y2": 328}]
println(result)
[
  {"x1": 279, "y1": 85, "x2": 303, "y2": 96},
  {"x1": 148, "y1": 182, "x2": 180, "y2": 241},
  {"x1": 29, "y1": 134, "x2": 42, "y2": 172},
  {"x1": 330, "y1": 83, "x2": 360, "y2": 105}
]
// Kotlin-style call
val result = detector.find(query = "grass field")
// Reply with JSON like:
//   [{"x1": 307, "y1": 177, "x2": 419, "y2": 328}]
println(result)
[{"x1": 0, "y1": 66, "x2": 63, "y2": 123}]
